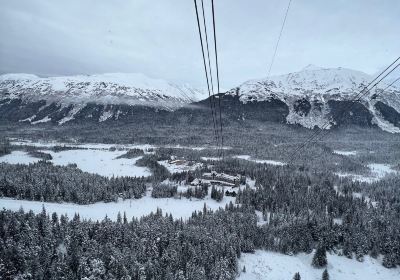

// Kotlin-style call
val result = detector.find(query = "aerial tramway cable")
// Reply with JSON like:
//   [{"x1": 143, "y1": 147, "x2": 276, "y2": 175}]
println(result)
[
  {"x1": 211, "y1": 0, "x2": 224, "y2": 159},
  {"x1": 193, "y1": 0, "x2": 220, "y2": 152},
  {"x1": 200, "y1": 0, "x2": 222, "y2": 158},
  {"x1": 266, "y1": 0, "x2": 293, "y2": 80}
]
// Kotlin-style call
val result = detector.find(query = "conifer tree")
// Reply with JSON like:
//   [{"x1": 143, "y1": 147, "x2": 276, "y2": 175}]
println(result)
[
  {"x1": 322, "y1": 269, "x2": 329, "y2": 280},
  {"x1": 312, "y1": 246, "x2": 327, "y2": 268}
]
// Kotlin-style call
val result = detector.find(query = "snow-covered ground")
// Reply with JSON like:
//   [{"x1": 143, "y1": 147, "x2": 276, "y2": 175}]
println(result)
[
  {"x1": 44, "y1": 149, "x2": 150, "y2": 178},
  {"x1": 0, "y1": 191, "x2": 235, "y2": 221},
  {"x1": 336, "y1": 163, "x2": 398, "y2": 183},
  {"x1": 0, "y1": 151, "x2": 40, "y2": 164},
  {"x1": 233, "y1": 155, "x2": 286, "y2": 166},
  {"x1": 237, "y1": 250, "x2": 400, "y2": 280},
  {"x1": 255, "y1": 210, "x2": 269, "y2": 226},
  {"x1": 333, "y1": 150, "x2": 357, "y2": 156},
  {"x1": 10, "y1": 139, "x2": 231, "y2": 152},
  {"x1": 201, "y1": 156, "x2": 222, "y2": 161},
  {"x1": 10, "y1": 139, "x2": 155, "y2": 151},
  {"x1": 0, "y1": 149, "x2": 150, "y2": 178},
  {"x1": 158, "y1": 160, "x2": 202, "y2": 173}
]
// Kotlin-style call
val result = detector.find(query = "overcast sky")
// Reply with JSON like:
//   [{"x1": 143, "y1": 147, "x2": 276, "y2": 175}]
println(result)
[{"x1": 1, "y1": 0, "x2": 399, "y2": 88}]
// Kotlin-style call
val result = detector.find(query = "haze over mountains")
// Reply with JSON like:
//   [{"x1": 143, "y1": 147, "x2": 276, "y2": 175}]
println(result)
[{"x1": 1, "y1": 66, "x2": 399, "y2": 132}]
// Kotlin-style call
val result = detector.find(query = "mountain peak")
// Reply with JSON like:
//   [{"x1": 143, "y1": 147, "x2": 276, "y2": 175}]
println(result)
[
  {"x1": 302, "y1": 64, "x2": 324, "y2": 71},
  {"x1": 0, "y1": 72, "x2": 207, "y2": 109}
]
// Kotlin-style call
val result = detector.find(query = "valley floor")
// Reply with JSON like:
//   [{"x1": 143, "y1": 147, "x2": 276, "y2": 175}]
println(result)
[
  {"x1": 0, "y1": 190, "x2": 235, "y2": 221},
  {"x1": 1, "y1": 136, "x2": 400, "y2": 279}
]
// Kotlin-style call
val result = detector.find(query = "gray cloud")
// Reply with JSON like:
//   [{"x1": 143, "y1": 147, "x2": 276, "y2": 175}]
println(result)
[{"x1": 1, "y1": 0, "x2": 399, "y2": 89}]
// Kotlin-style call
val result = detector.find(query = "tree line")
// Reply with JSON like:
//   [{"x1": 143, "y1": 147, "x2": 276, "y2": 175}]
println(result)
[
  {"x1": 0, "y1": 204, "x2": 256, "y2": 280},
  {"x1": 0, "y1": 161, "x2": 146, "y2": 204}
]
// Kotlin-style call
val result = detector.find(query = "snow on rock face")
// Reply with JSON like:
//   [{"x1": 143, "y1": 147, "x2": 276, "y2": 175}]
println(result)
[
  {"x1": 0, "y1": 73, "x2": 206, "y2": 108},
  {"x1": 237, "y1": 66, "x2": 372, "y2": 99},
  {"x1": 228, "y1": 66, "x2": 400, "y2": 132}
]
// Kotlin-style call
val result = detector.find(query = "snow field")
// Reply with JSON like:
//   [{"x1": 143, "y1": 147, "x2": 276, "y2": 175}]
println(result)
[
  {"x1": 0, "y1": 150, "x2": 150, "y2": 178},
  {"x1": 44, "y1": 149, "x2": 150, "y2": 178},
  {"x1": 0, "y1": 190, "x2": 236, "y2": 222},
  {"x1": 233, "y1": 155, "x2": 286, "y2": 166},
  {"x1": 10, "y1": 139, "x2": 231, "y2": 152},
  {"x1": 333, "y1": 150, "x2": 357, "y2": 156},
  {"x1": 335, "y1": 163, "x2": 398, "y2": 183},
  {"x1": 0, "y1": 151, "x2": 40, "y2": 165},
  {"x1": 237, "y1": 250, "x2": 400, "y2": 280},
  {"x1": 158, "y1": 160, "x2": 203, "y2": 173}
]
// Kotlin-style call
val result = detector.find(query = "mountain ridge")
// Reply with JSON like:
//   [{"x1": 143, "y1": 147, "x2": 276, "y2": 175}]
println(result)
[
  {"x1": 226, "y1": 66, "x2": 400, "y2": 132},
  {"x1": 0, "y1": 72, "x2": 206, "y2": 109},
  {"x1": 1, "y1": 67, "x2": 399, "y2": 132}
]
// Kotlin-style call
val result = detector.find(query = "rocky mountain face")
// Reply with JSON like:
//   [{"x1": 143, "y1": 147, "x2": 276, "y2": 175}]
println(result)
[
  {"x1": 225, "y1": 65, "x2": 400, "y2": 133},
  {"x1": 1, "y1": 67, "x2": 399, "y2": 133},
  {"x1": 0, "y1": 73, "x2": 205, "y2": 124}
]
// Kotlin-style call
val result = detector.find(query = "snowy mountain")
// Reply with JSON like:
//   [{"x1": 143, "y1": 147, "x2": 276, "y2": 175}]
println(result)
[
  {"x1": 1, "y1": 67, "x2": 399, "y2": 132},
  {"x1": 0, "y1": 73, "x2": 205, "y2": 106},
  {"x1": 0, "y1": 73, "x2": 206, "y2": 124},
  {"x1": 226, "y1": 65, "x2": 400, "y2": 133}
]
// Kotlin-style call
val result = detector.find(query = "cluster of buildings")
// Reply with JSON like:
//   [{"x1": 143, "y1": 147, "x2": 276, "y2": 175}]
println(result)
[{"x1": 190, "y1": 171, "x2": 246, "y2": 196}]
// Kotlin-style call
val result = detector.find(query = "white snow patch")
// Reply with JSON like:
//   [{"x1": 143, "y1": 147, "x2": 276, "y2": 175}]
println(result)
[
  {"x1": 201, "y1": 157, "x2": 222, "y2": 161},
  {"x1": 0, "y1": 194, "x2": 235, "y2": 221},
  {"x1": 158, "y1": 160, "x2": 202, "y2": 173},
  {"x1": 333, "y1": 218, "x2": 343, "y2": 225},
  {"x1": 368, "y1": 163, "x2": 397, "y2": 177},
  {"x1": 0, "y1": 151, "x2": 40, "y2": 164},
  {"x1": 19, "y1": 115, "x2": 36, "y2": 123},
  {"x1": 238, "y1": 250, "x2": 400, "y2": 280},
  {"x1": 0, "y1": 149, "x2": 150, "y2": 178},
  {"x1": 10, "y1": 139, "x2": 231, "y2": 153},
  {"x1": 369, "y1": 100, "x2": 400, "y2": 133},
  {"x1": 44, "y1": 150, "x2": 150, "y2": 178},
  {"x1": 255, "y1": 210, "x2": 269, "y2": 226},
  {"x1": 333, "y1": 150, "x2": 357, "y2": 156},
  {"x1": 58, "y1": 105, "x2": 83, "y2": 125},
  {"x1": 10, "y1": 139, "x2": 155, "y2": 151},
  {"x1": 336, "y1": 163, "x2": 398, "y2": 183},
  {"x1": 31, "y1": 116, "x2": 51, "y2": 124},
  {"x1": 233, "y1": 155, "x2": 286, "y2": 166},
  {"x1": 99, "y1": 110, "x2": 113, "y2": 122}
]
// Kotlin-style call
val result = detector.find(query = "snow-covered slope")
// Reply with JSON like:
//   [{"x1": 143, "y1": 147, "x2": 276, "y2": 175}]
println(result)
[
  {"x1": 1, "y1": 67, "x2": 399, "y2": 131},
  {"x1": 227, "y1": 65, "x2": 400, "y2": 132},
  {"x1": 238, "y1": 250, "x2": 400, "y2": 280},
  {"x1": 0, "y1": 72, "x2": 205, "y2": 109}
]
